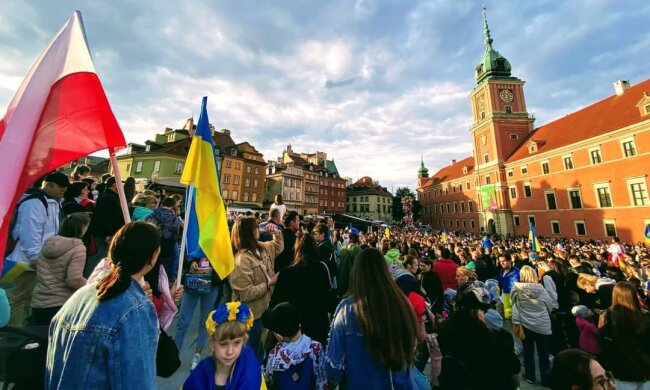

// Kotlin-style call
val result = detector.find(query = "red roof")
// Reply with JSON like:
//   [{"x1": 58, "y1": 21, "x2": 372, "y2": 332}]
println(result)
[
  {"x1": 507, "y1": 78, "x2": 650, "y2": 162},
  {"x1": 424, "y1": 156, "x2": 474, "y2": 187}
]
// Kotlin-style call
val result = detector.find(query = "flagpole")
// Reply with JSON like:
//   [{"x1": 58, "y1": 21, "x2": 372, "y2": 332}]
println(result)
[
  {"x1": 110, "y1": 151, "x2": 131, "y2": 224},
  {"x1": 176, "y1": 184, "x2": 195, "y2": 283}
]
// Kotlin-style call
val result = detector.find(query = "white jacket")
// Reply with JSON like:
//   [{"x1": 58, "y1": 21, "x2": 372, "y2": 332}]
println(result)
[
  {"x1": 7, "y1": 196, "x2": 61, "y2": 266},
  {"x1": 511, "y1": 282, "x2": 553, "y2": 335}
]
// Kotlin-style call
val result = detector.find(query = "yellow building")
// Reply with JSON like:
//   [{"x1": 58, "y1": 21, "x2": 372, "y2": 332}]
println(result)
[{"x1": 346, "y1": 176, "x2": 393, "y2": 222}]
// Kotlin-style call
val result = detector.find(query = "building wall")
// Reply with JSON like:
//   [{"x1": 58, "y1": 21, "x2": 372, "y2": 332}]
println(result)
[
  {"x1": 319, "y1": 177, "x2": 346, "y2": 214},
  {"x1": 346, "y1": 193, "x2": 393, "y2": 221},
  {"x1": 281, "y1": 166, "x2": 304, "y2": 212},
  {"x1": 303, "y1": 170, "x2": 320, "y2": 215},
  {"x1": 221, "y1": 156, "x2": 244, "y2": 202}
]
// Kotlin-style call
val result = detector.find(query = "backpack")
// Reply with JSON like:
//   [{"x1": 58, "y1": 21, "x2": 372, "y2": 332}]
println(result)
[
  {"x1": 0, "y1": 326, "x2": 48, "y2": 389},
  {"x1": 4, "y1": 189, "x2": 49, "y2": 257},
  {"x1": 271, "y1": 356, "x2": 315, "y2": 390}
]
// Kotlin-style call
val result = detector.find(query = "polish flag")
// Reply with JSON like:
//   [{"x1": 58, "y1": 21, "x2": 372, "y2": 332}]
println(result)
[{"x1": 0, "y1": 11, "x2": 126, "y2": 268}]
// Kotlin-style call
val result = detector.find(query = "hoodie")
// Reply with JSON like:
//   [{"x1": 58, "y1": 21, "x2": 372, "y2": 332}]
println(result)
[
  {"x1": 32, "y1": 235, "x2": 87, "y2": 309},
  {"x1": 265, "y1": 334, "x2": 327, "y2": 390},
  {"x1": 511, "y1": 282, "x2": 553, "y2": 335},
  {"x1": 575, "y1": 317, "x2": 601, "y2": 355}
]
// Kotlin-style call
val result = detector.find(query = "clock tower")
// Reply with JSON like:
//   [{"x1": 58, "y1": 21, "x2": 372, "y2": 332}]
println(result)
[
  {"x1": 468, "y1": 7, "x2": 535, "y2": 235},
  {"x1": 469, "y1": 7, "x2": 534, "y2": 167}
]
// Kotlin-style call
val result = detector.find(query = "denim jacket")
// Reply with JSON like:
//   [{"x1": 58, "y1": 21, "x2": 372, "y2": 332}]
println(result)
[
  {"x1": 46, "y1": 279, "x2": 159, "y2": 390},
  {"x1": 325, "y1": 297, "x2": 417, "y2": 389}
]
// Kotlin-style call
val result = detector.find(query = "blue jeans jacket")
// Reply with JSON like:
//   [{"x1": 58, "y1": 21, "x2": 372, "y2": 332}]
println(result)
[
  {"x1": 325, "y1": 297, "x2": 416, "y2": 389},
  {"x1": 46, "y1": 279, "x2": 158, "y2": 389}
]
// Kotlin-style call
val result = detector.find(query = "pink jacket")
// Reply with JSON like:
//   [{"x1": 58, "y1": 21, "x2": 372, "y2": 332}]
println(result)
[{"x1": 576, "y1": 317, "x2": 601, "y2": 355}]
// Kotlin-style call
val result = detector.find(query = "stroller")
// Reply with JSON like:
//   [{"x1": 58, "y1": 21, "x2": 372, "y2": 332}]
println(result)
[{"x1": 0, "y1": 326, "x2": 48, "y2": 390}]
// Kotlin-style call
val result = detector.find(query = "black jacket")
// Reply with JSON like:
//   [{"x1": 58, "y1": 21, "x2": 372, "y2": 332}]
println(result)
[
  {"x1": 317, "y1": 239, "x2": 337, "y2": 283},
  {"x1": 274, "y1": 228, "x2": 297, "y2": 273}
]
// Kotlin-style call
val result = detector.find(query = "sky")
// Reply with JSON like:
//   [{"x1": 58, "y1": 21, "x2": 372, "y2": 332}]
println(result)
[{"x1": 1, "y1": 1, "x2": 649, "y2": 192}]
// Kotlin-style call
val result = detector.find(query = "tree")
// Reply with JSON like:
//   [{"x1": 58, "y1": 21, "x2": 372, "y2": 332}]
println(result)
[{"x1": 392, "y1": 187, "x2": 422, "y2": 223}]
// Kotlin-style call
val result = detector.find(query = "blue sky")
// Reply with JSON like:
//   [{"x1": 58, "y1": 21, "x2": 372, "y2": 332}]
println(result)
[{"x1": 1, "y1": 0, "x2": 649, "y2": 192}]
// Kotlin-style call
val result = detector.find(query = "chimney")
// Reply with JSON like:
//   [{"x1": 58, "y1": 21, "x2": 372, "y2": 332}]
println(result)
[
  {"x1": 221, "y1": 128, "x2": 231, "y2": 135},
  {"x1": 613, "y1": 80, "x2": 631, "y2": 96},
  {"x1": 451, "y1": 159, "x2": 457, "y2": 165}
]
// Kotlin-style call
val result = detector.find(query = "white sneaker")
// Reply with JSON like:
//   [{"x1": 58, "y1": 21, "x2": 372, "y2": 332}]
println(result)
[{"x1": 191, "y1": 353, "x2": 201, "y2": 370}]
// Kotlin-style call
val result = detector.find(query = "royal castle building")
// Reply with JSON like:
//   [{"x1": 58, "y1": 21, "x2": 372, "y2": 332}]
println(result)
[{"x1": 417, "y1": 11, "x2": 650, "y2": 242}]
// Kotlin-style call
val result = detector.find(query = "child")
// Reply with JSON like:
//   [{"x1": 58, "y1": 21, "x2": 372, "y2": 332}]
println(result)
[
  {"x1": 262, "y1": 302, "x2": 328, "y2": 390},
  {"x1": 571, "y1": 305, "x2": 601, "y2": 356},
  {"x1": 183, "y1": 302, "x2": 266, "y2": 390}
]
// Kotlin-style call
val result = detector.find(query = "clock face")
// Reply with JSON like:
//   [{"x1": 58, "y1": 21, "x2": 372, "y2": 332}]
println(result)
[{"x1": 499, "y1": 89, "x2": 514, "y2": 102}]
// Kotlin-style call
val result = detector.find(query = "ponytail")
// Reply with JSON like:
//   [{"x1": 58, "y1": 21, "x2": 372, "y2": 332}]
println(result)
[{"x1": 96, "y1": 263, "x2": 132, "y2": 301}]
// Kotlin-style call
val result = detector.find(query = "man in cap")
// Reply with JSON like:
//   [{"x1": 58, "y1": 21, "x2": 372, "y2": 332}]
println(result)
[{"x1": 6, "y1": 171, "x2": 69, "y2": 326}]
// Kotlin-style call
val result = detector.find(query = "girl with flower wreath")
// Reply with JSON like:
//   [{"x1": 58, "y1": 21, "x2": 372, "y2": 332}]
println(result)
[{"x1": 183, "y1": 301, "x2": 268, "y2": 390}]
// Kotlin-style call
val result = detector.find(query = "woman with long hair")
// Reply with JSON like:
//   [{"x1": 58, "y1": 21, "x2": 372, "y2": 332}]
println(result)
[
  {"x1": 62, "y1": 181, "x2": 94, "y2": 216},
  {"x1": 326, "y1": 248, "x2": 420, "y2": 388},
  {"x1": 229, "y1": 216, "x2": 284, "y2": 359},
  {"x1": 512, "y1": 265, "x2": 554, "y2": 386},
  {"x1": 549, "y1": 349, "x2": 615, "y2": 390},
  {"x1": 269, "y1": 193, "x2": 286, "y2": 221},
  {"x1": 598, "y1": 281, "x2": 650, "y2": 386},
  {"x1": 46, "y1": 222, "x2": 161, "y2": 389},
  {"x1": 269, "y1": 232, "x2": 331, "y2": 344},
  {"x1": 31, "y1": 212, "x2": 91, "y2": 325}
]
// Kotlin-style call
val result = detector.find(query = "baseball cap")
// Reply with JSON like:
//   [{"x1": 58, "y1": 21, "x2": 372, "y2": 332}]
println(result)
[
  {"x1": 350, "y1": 228, "x2": 359, "y2": 236},
  {"x1": 262, "y1": 302, "x2": 301, "y2": 338},
  {"x1": 44, "y1": 171, "x2": 70, "y2": 187}
]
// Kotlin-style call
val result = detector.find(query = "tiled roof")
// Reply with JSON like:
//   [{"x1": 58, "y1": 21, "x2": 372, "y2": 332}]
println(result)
[
  {"x1": 213, "y1": 132, "x2": 236, "y2": 148},
  {"x1": 424, "y1": 156, "x2": 474, "y2": 187},
  {"x1": 506, "y1": 78, "x2": 650, "y2": 162}
]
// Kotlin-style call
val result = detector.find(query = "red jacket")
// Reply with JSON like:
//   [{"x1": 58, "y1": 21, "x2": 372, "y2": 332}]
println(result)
[{"x1": 433, "y1": 258, "x2": 459, "y2": 291}]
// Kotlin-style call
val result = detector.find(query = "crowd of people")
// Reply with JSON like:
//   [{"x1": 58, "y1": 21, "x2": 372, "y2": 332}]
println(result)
[{"x1": 1, "y1": 165, "x2": 649, "y2": 389}]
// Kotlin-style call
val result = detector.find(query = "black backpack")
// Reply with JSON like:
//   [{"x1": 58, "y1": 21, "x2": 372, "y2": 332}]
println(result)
[
  {"x1": 4, "y1": 189, "x2": 49, "y2": 257},
  {"x1": 0, "y1": 326, "x2": 48, "y2": 389}
]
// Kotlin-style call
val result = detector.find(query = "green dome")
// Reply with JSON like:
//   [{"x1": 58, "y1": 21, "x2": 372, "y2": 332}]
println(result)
[
  {"x1": 418, "y1": 156, "x2": 429, "y2": 177},
  {"x1": 475, "y1": 8, "x2": 512, "y2": 83}
]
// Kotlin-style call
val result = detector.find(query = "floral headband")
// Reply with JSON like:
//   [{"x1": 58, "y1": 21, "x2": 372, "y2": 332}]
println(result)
[{"x1": 205, "y1": 302, "x2": 255, "y2": 336}]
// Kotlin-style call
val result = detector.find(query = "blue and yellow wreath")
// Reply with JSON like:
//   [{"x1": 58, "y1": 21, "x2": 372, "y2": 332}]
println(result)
[{"x1": 205, "y1": 301, "x2": 255, "y2": 336}]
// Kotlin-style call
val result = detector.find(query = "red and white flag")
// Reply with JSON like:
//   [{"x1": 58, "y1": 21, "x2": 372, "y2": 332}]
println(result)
[{"x1": 0, "y1": 11, "x2": 126, "y2": 268}]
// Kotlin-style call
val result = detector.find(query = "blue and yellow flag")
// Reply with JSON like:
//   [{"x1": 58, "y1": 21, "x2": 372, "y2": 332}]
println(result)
[
  {"x1": 529, "y1": 223, "x2": 541, "y2": 252},
  {"x1": 440, "y1": 224, "x2": 448, "y2": 244},
  {"x1": 181, "y1": 97, "x2": 234, "y2": 279},
  {"x1": 645, "y1": 224, "x2": 650, "y2": 245}
]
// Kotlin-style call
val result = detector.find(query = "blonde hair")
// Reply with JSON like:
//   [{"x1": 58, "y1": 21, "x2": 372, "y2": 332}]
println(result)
[
  {"x1": 456, "y1": 266, "x2": 477, "y2": 282},
  {"x1": 519, "y1": 265, "x2": 539, "y2": 283},
  {"x1": 577, "y1": 273, "x2": 598, "y2": 290},
  {"x1": 209, "y1": 320, "x2": 249, "y2": 343}
]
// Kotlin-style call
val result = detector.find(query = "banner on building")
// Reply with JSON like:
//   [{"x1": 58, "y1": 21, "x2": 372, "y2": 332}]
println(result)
[{"x1": 479, "y1": 184, "x2": 498, "y2": 211}]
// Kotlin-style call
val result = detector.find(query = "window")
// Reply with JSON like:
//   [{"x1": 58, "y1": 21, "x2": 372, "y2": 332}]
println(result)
[
  {"x1": 460, "y1": 202, "x2": 466, "y2": 212},
  {"x1": 545, "y1": 191, "x2": 557, "y2": 210},
  {"x1": 468, "y1": 201, "x2": 474, "y2": 213},
  {"x1": 483, "y1": 153, "x2": 489, "y2": 163},
  {"x1": 253, "y1": 179, "x2": 259, "y2": 188},
  {"x1": 244, "y1": 178, "x2": 250, "y2": 187},
  {"x1": 523, "y1": 183, "x2": 532, "y2": 198},
  {"x1": 646, "y1": 105, "x2": 650, "y2": 114},
  {"x1": 575, "y1": 221, "x2": 587, "y2": 236},
  {"x1": 505, "y1": 106, "x2": 513, "y2": 115},
  {"x1": 463, "y1": 220, "x2": 467, "y2": 228},
  {"x1": 528, "y1": 215, "x2": 536, "y2": 227},
  {"x1": 466, "y1": 181, "x2": 471, "y2": 190},
  {"x1": 135, "y1": 161, "x2": 143, "y2": 173},
  {"x1": 224, "y1": 174, "x2": 231, "y2": 184},
  {"x1": 604, "y1": 220, "x2": 617, "y2": 237},
  {"x1": 563, "y1": 155, "x2": 574, "y2": 170},
  {"x1": 446, "y1": 203, "x2": 450, "y2": 213},
  {"x1": 434, "y1": 204, "x2": 439, "y2": 214},
  {"x1": 521, "y1": 166, "x2": 528, "y2": 175},
  {"x1": 595, "y1": 183, "x2": 612, "y2": 208},
  {"x1": 222, "y1": 189, "x2": 228, "y2": 199},
  {"x1": 541, "y1": 161, "x2": 550, "y2": 175},
  {"x1": 246, "y1": 166, "x2": 251, "y2": 174},
  {"x1": 509, "y1": 186, "x2": 517, "y2": 199},
  {"x1": 233, "y1": 175, "x2": 240, "y2": 185},
  {"x1": 151, "y1": 160, "x2": 158, "y2": 172},
  {"x1": 243, "y1": 192, "x2": 249, "y2": 201},
  {"x1": 453, "y1": 202, "x2": 458, "y2": 213},
  {"x1": 551, "y1": 220, "x2": 561, "y2": 235},
  {"x1": 621, "y1": 138, "x2": 637, "y2": 157},
  {"x1": 225, "y1": 160, "x2": 231, "y2": 168},
  {"x1": 513, "y1": 215, "x2": 520, "y2": 226},
  {"x1": 569, "y1": 189, "x2": 583, "y2": 209},
  {"x1": 455, "y1": 220, "x2": 459, "y2": 228},
  {"x1": 234, "y1": 162, "x2": 240, "y2": 169},
  {"x1": 231, "y1": 190, "x2": 238, "y2": 200},
  {"x1": 252, "y1": 193, "x2": 257, "y2": 202},
  {"x1": 470, "y1": 220, "x2": 475, "y2": 229},
  {"x1": 507, "y1": 170, "x2": 513, "y2": 178},
  {"x1": 627, "y1": 178, "x2": 650, "y2": 206},
  {"x1": 590, "y1": 148, "x2": 602, "y2": 164},
  {"x1": 126, "y1": 163, "x2": 131, "y2": 173},
  {"x1": 484, "y1": 175, "x2": 491, "y2": 184},
  {"x1": 230, "y1": 149, "x2": 237, "y2": 156},
  {"x1": 174, "y1": 162, "x2": 183, "y2": 174}
]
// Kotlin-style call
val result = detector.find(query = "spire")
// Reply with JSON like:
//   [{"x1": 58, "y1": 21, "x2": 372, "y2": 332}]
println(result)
[
  {"x1": 418, "y1": 154, "x2": 429, "y2": 177},
  {"x1": 482, "y1": 5, "x2": 493, "y2": 49}
]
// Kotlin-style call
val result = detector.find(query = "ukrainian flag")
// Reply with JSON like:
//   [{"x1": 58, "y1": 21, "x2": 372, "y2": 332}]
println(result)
[
  {"x1": 180, "y1": 97, "x2": 234, "y2": 279},
  {"x1": 645, "y1": 224, "x2": 650, "y2": 245},
  {"x1": 529, "y1": 223, "x2": 541, "y2": 252},
  {"x1": 440, "y1": 224, "x2": 448, "y2": 243}
]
